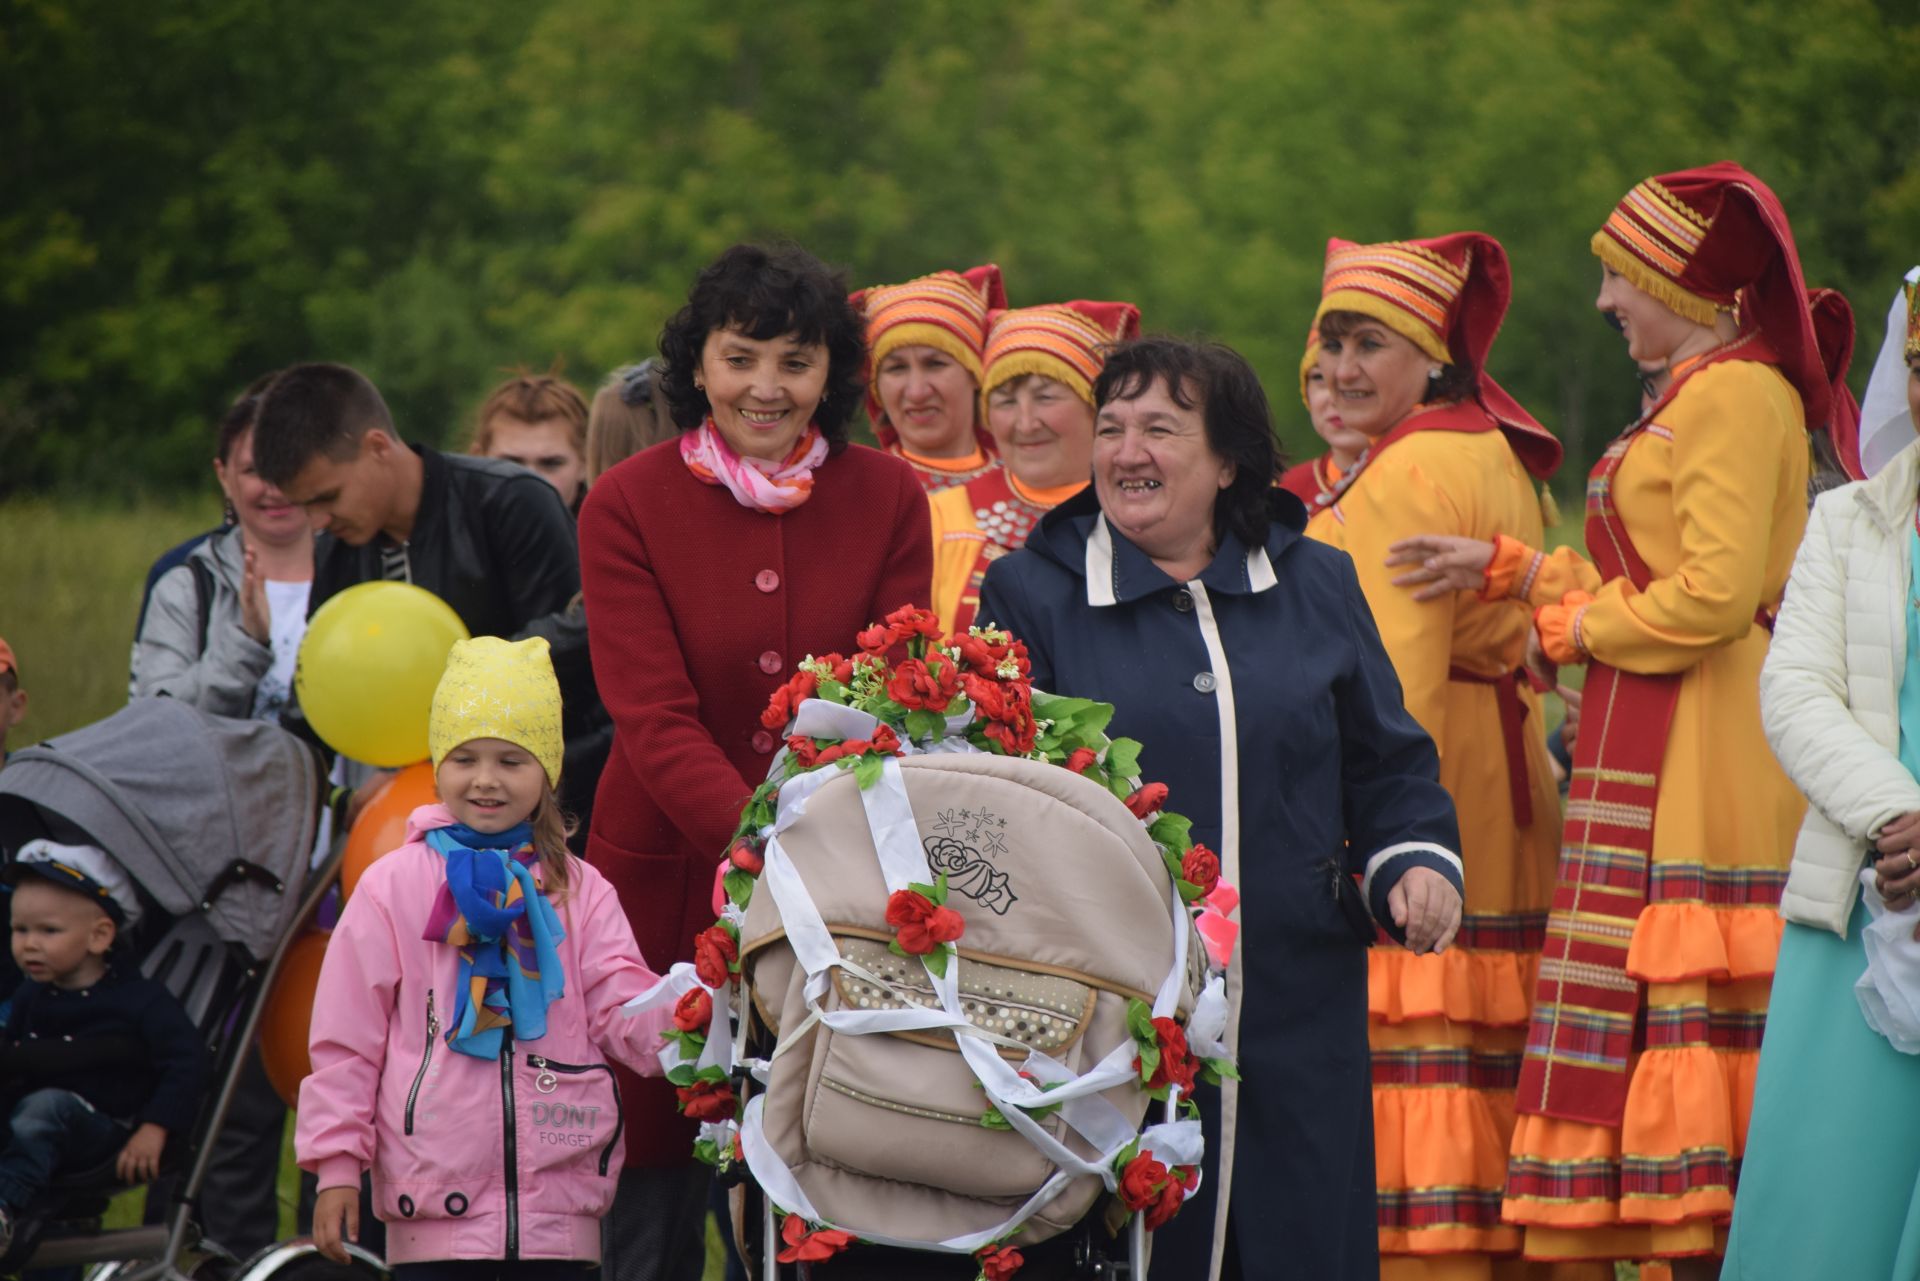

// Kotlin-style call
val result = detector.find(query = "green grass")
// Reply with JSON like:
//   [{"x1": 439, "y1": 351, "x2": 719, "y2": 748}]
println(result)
[{"x1": 0, "y1": 497, "x2": 217, "y2": 748}]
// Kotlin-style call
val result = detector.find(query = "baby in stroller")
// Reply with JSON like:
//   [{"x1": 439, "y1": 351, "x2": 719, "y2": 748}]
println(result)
[{"x1": 0, "y1": 840, "x2": 206, "y2": 1252}]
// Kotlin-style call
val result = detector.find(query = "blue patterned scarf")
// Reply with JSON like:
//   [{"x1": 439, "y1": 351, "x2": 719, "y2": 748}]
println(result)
[{"x1": 423, "y1": 822, "x2": 566, "y2": 1059}]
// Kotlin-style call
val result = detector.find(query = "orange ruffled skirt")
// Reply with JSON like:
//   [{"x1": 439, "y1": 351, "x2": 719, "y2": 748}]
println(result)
[
  {"x1": 1503, "y1": 897, "x2": 1783, "y2": 1264},
  {"x1": 1371, "y1": 925, "x2": 1613, "y2": 1281}
]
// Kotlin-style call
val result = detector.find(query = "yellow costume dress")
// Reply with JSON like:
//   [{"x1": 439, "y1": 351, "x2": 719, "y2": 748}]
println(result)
[
  {"x1": 1310, "y1": 428, "x2": 1566, "y2": 1281},
  {"x1": 930, "y1": 469, "x2": 1083, "y2": 635},
  {"x1": 1498, "y1": 358, "x2": 1807, "y2": 1264}
]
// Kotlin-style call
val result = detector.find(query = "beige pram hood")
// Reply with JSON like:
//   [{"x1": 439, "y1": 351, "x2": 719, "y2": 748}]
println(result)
[{"x1": 624, "y1": 691, "x2": 1233, "y2": 1258}]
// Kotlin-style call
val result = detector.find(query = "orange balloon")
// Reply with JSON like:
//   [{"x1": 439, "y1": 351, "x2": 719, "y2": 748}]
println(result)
[
  {"x1": 259, "y1": 928, "x2": 332, "y2": 1109},
  {"x1": 341, "y1": 760, "x2": 441, "y2": 901}
]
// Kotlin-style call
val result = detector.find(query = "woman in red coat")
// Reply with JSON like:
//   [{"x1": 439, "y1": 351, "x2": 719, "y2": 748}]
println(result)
[{"x1": 578, "y1": 243, "x2": 933, "y2": 1280}]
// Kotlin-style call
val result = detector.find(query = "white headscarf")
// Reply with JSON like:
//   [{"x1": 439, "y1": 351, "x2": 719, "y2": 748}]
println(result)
[{"x1": 1859, "y1": 266, "x2": 1920, "y2": 478}]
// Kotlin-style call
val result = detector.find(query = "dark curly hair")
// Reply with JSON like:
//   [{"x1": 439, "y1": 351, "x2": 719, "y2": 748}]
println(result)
[
  {"x1": 1093, "y1": 337, "x2": 1285, "y2": 552},
  {"x1": 656, "y1": 243, "x2": 867, "y2": 450}
]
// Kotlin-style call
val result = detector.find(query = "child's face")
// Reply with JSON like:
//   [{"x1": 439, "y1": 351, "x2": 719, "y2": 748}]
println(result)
[
  {"x1": 437, "y1": 738, "x2": 545, "y2": 834},
  {"x1": 11, "y1": 880, "x2": 114, "y2": 989}
]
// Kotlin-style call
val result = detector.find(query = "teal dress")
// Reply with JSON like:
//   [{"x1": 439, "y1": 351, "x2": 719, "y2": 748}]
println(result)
[{"x1": 1723, "y1": 525, "x2": 1920, "y2": 1279}]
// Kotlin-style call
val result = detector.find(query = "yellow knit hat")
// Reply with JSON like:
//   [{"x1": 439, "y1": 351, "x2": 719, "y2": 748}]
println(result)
[{"x1": 429, "y1": 636, "x2": 564, "y2": 787}]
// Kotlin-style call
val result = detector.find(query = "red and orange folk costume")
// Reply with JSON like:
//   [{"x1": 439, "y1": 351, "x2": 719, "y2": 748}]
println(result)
[
  {"x1": 1497, "y1": 164, "x2": 1851, "y2": 1272},
  {"x1": 853, "y1": 264, "x2": 1006, "y2": 492},
  {"x1": 1302, "y1": 232, "x2": 1579, "y2": 1281},
  {"x1": 931, "y1": 299, "x2": 1140, "y2": 635}
]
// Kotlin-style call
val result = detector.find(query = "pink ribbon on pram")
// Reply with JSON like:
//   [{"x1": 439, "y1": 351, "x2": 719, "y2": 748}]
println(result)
[{"x1": 1195, "y1": 880, "x2": 1239, "y2": 970}]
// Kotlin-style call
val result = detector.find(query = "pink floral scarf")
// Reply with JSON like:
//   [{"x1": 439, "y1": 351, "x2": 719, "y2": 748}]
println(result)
[{"x1": 680, "y1": 417, "x2": 829, "y2": 513}]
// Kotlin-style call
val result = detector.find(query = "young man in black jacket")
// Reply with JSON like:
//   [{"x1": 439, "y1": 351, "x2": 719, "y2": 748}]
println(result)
[{"x1": 252, "y1": 362, "x2": 580, "y2": 641}]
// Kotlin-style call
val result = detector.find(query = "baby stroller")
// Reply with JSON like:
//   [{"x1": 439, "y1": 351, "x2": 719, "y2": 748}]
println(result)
[
  {"x1": 689, "y1": 731, "x2": 1215, "y2": 1278},
  {"x1": 0, "y1": 697, "x2": 379, "y2": 1281}
]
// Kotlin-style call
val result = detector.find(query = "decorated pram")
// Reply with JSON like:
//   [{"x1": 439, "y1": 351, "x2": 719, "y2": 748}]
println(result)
[{"x1": 626, "y1": 609, "x2": 1240, "y2": 1278}]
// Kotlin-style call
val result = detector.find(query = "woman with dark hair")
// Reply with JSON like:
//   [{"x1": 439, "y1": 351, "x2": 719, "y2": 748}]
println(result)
[
  {"x1": 1300, "y1": 233, "x2": 1577, "y2": 1281},
  {"x1": 980, "y1": 335, "x2": 1464, "y2": 1280},
  {"x1": 1390, "y1": 165, "x2": 1856, "y2": 1280},
  {"x1": 578, "y1": 242, "x2": 933, "y2": 1281}
]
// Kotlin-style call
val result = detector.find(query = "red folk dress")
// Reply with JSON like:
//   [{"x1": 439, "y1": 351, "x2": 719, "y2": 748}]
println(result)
[{"x1": 578, "y1": 439, "x2": 933, "y2": 1165}]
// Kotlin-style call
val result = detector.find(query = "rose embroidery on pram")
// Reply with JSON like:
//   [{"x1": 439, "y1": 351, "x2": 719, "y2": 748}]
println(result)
[{"x1": 925, "y1": 808, "x2": 1018, "y2": 915}]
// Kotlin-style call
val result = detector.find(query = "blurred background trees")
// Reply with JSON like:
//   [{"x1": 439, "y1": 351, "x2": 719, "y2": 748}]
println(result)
[{"x1": 5, "y1": 0, "x2": 1916, "y2": 496}]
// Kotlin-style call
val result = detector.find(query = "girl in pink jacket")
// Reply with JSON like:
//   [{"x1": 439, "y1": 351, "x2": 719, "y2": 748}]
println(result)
[{"x1": 297, "y1": 636, "x2": 671, "y2": 1278}]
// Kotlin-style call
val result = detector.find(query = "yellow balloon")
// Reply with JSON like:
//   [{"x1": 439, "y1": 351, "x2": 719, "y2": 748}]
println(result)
[{"x1": 294, "y1": 583, "x2": 470, "y2": 766}]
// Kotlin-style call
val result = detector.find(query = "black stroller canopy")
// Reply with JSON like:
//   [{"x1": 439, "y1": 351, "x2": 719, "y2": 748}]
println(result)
[{"x1": 0, "y1": 697, "x2": 323, "y2": 960}]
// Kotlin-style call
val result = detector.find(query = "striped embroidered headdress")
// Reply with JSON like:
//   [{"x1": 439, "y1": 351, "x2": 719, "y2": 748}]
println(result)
[
  {"x1": 981, "y1": 300, "x2": 1142, "y2": 408},
  {"x1": 1313, "y1": 231, "x2": 1563, "y2": 479},
  {"x1": 1592, "y1": 162, "x2": 1835, "y2": 450},
  {"x1": 851, "y1": 264, "x2": 1006, "y2": 449}
]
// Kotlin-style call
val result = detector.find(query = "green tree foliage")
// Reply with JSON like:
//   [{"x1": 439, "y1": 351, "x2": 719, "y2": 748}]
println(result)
[{"x1": 4, "y1": 0, "x2": 1915, "y2": 498}]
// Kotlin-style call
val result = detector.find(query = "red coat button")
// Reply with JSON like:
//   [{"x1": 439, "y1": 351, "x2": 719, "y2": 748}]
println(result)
[
  {"x1": 758, "y1": 651, "x2": 783, "y2": 674},
  {"x1": 751, "y1": 730, "x2": 775, "y2": 754},
  {"x1": 755, "y1": 569, "x2": 780, "y2": 593}
]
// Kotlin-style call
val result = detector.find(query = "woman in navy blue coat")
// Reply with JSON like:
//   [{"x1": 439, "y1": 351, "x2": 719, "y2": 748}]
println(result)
[{"x1": 980, "y1": 338, "x2": 1463, "y2": 1281}]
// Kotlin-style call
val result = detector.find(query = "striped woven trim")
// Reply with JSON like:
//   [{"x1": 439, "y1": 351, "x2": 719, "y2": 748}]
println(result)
[
  {"x1": 1456, "y1": 910, "x2": 1549, "y2": 952},
  {"x1": 1316, "y1": 241, "x2": 1468, "y2": 361},
  {"x1": 983, "y1": 306, "x2": 1116, "y2": 399},
  {"x1": 1376, "y1": 1185, "x2": 1505, "y2": 1230},
  {"x1": 1507, "y1": 1147, "x2": 1736, "y2": 1206},
  {"x1": 1907, "y1": 278, "x2": 1920, "y2": 361},
  {"x1": 1592, "y1": 178, "x2": 1722, "y2": 327},
  {"x1": 1371, "y1": 1045, "x2": 1524, "y2": 1090},
  {"x1": 1647, "y1": 861, "x2": 1787, "y2": 906},
  {"x1": 1644, "y1": 1004, "x2": 1768, "y2": 1051},
  {"x1": 864, "y1": 272, "x2": 992, "y2": 348}
]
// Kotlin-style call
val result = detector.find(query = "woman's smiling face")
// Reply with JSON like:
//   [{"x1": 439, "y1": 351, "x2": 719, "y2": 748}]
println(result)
[
  {"x1": 1317, "y1": 319, "x2": 1431, "y2": 438},
  {"x1": 697, "y1": 326, "x2": 829, "y2": 461}
]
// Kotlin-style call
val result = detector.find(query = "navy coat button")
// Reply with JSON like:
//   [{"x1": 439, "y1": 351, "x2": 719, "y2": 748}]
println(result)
[
  {"x1": 1173, "y1": 590, "x2": 1194, "y2": 612},
  {"x1": 1193, "y1": 671, "x2": 1218, "y2": 693}
]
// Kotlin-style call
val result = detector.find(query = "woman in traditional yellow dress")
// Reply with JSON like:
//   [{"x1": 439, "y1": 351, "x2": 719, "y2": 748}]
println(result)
[
  {"x1": 929, "y1": 299, "x2": 1139, "y2": 633},
  {"x1": 1302, "y1": 232, "x2": 1580, "y2": 1281},
  {"x1": 1388, "y1": 163, "x2": 1853, "y2": 1281}
]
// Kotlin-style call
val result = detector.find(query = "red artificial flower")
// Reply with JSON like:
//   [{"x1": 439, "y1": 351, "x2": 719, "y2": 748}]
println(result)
[
  {"x1": 1123, "y1": 782, "x2": 1169, "y2": 821},
  {"x1": 976, "y1": 1243, "x2": 1026, "y2": 1279},
  {"x1": 777, "y1": 1215, "x2": 857, "y2": 1264},
  {"x1": 886, "y1": 889, "x2": 966, "y2": 955},
  {"x1": 967, "y1": 678, "x2": 1036, "y2": 755},
  {"x1": 730, "y1": 1132, "x2": 745, "y2": 1164},
  {"x1": 820, "y1": 652, "x2": 856, "y2": 684},
  {"x1": 963, "y1": 672, "x2": 1009, "y2": 720},
  {"x1": 1139, "y1": 1016, "x2": 1199, "y2": 1094},
  {"x1": 1118, "y1": 1153, "x2": 1170, "y2": 1213},
  {"x1": 760, "y1": 670, "x2": 818, "y2": 730},
  {"x1": 693, "y1": 927, "x2": 738, "y2": 989},
  {"x1": 672, "y1": 988, "x2": 713, "y2": 1033},
  {"x1": 983, "y1": 701, "x2": 1037, "y2": 756},
  {"x1": 814, "y1": 724, "x2": 904, "y2": 767},
  {"x1": 728, "y1": 840, "x2": 765, "y2": 876},
  {"x1": 883, "y1": 604, "x2": 943, "y2": 642},
  {"x1": 1181, "y1": 843, "x2": 1221, "y2": 895},
  {"x1": 1144, "y1": 1165, "x2": 1200, "y2": 1230},
  {"x1": 887, "y1": 656, "x2": 960, "y2": 711},
  {"x1": 1065, "y1": 747, "x2": 1098, "y2": 775},
  {"x1": 676, "y1": 1077, "x2": 736, "y2": 1122},
  {"x1": 785, "y1": 735, "x2": 820, "y2": 768},
  {"x1": 953, "y1": 631, "x2": 1032, "y2": 680},
  {"x1": 855, "y1": 622, "x2": 896, "y2": 655}
]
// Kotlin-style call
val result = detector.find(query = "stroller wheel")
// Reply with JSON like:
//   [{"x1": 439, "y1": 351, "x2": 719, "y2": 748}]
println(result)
[{"x1": 227, "y1": 1240, "x2": 389, "y2": 1281}]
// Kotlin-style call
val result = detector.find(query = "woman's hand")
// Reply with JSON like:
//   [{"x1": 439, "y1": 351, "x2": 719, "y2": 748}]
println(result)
[
  {"x1": 238, "y1": 544, "x2": 271, "y2": 644},
  {"x1": 1390, "y1": 866, "x2": 1462, "y2": 955},
  {"x1": 312, "y1": 1185, "x2": 360, "y2": 1264},
  {"x1": 1385, "y1": 535, "x2": 1497, "y2": 601},
  {"x1": 1873, "y1": 815, "x2": 1920, "y2": 939}
]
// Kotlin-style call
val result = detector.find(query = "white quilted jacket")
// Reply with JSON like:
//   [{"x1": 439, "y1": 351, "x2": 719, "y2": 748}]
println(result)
[{"x1": 1763, "y1": 438, "x2": 1920, "y2": 936}]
